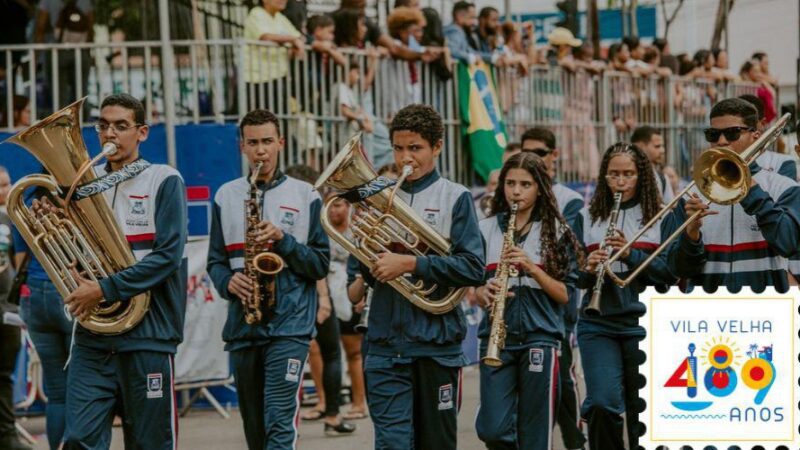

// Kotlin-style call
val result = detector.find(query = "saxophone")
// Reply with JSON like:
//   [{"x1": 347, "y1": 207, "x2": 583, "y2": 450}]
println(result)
[
  {"x1": 482, "y1": 202, "x2": 519, "y2": 367},
  {"x1": 243, "y1": 161, "x2": 285, "y2": 324},
  {"x1": 584, "y1": 191, "x2": 623, "y2": 316}
]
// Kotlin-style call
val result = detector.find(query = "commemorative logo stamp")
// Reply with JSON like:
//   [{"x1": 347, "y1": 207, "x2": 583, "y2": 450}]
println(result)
[{"x1": 639, "y1": 287, "x2": 799, "y2": 447}]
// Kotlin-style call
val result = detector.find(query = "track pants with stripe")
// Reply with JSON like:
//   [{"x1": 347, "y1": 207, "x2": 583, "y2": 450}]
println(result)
[
  {"x1": 365, "y1": 357, "x2": 462, "y2": 450},
  {"x1": 557, "y1": 328, "x2": 587, "y2": 450},
  {"x1": 231, "y1": 338, "x2": 309, "y2": 450},
  {"x1": 63, "y1": 348, "x2": 177, "y2": 450},
  {"x1": 475, "y1": 343, "x2": 560, "y2": 450},
  {"x1": 577, "y1": 320, "x2": 643, "y2": 450}
]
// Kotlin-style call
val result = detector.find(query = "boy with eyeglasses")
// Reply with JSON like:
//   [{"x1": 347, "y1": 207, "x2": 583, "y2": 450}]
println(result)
[
  {"x1": 62, "y1": 94, "x2": 188, "y2": 449},
  {"x1": 678, "y1": 97, "x2": 800, "y2": 292},
  {"x1": 520, "y1": 126, "x2": 586, "y2": 450}
]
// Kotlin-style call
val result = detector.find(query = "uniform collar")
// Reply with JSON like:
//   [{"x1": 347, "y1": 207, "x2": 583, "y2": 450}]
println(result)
[
  {"x1": 254, "y1": 169, "x2": 286, "y2": 191},
  {"x1": 749, "y1": 161, "x2": 761, "y2": 175},
  {"x1": 401, "y1": 168, "x2": 440, "y2": 194}
]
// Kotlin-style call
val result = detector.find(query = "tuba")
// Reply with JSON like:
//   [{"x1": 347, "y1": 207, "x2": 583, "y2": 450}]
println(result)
[
  {"x1": 4, "y1": 98, "x2": 150, "y2": 335},
  {"x1": 314, "y1": 134, "x2": 466, "y2": 314}
]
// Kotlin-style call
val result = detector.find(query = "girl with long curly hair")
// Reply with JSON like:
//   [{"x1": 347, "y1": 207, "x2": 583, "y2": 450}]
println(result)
[
  {"x1": 576, "y1": 142, "x2": 705, "y2": 449},
  {"x1": 474, "y1": 152, "x2": 584, "y2": 450}
]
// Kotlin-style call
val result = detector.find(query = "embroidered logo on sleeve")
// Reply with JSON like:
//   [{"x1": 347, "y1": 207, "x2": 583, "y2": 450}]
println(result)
[
  {"x1": 285, "y1": 358, "x2": 302, "y2": 383},
  {"x1": 438, "y1": 384, "x2": 454, "y2": 410},
  {"x1": 147, "y1": 373, "x2": 163, "y2": 399},
  {"x1": 529, "y1": 348, "x2": 544, "y2": 372}
]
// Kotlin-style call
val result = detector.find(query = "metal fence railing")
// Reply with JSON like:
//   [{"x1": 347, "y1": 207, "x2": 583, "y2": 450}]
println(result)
[{"x1": 0, "y1": 40, "x2": 763, "y2": 185}]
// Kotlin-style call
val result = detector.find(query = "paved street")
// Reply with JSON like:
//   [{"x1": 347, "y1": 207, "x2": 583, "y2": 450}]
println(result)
[{"x1": 23, "y1": 365, "x2": 582, "y2": 449}]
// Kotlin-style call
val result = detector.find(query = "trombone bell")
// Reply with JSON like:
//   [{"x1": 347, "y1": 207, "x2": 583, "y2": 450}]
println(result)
[{"x1": 693, "y1": 147, "x2": 751, "y2": 205}]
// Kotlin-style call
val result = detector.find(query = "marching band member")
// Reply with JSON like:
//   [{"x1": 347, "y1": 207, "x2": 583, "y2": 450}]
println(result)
[
  {"x1": 207, "y1": 109, "x2": 330, "y2": 449},
  {"x1": 474, "y1": 152, "x2": 583, "y2": 450},
  {"x1": 678, "y1": 98, "x2": 800, "y2": 292},
  {"x1": 519, "y1": 127, "x2": 585, "y2": 450},
  {"x1": 354, "y1": 104, "x2": 484, "y2": 450},
  {"x1": 62, "y1": 94, "x2": 188, "y2": 449},
  {"x1": 575, "y1": 143, "x2": 706, "y2": 450}
]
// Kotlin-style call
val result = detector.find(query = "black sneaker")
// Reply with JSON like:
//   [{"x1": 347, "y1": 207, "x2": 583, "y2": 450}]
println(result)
[{"x1": 324, "y1": 420, "x2": 356, "y2": 437}]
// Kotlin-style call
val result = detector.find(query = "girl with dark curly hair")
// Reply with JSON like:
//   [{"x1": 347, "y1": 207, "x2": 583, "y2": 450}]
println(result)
[
  {"x1": 575, "y1": 142, "x2": 706, "y2": 450},
  {"x1": 475, "y1": 152, "x2": 584, "y2": 450}
]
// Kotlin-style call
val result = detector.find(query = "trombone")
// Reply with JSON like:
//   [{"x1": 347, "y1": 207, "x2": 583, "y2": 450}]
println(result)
[{"x1": 603, "y1": 113, "x2": 792, "y2": 287}]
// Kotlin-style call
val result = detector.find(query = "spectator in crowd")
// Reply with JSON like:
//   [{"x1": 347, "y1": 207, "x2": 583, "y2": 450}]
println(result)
[
  {"x1": 308, "y1": 15, "x2": 347, "y2": 67},
  {"x1": 333, "y1": 7, "x2": 368, "y2": 49},
  {"x1": 653, "y1": 37, "x2": 679, "y2": 74},
  {"x1": 631, "y1": 126, "x2": 674, "y2": 202},
  {"x1": 0, "y1": 167, "x2": 27, "y2": 450},
  {"x1": 242, "y1": 0, "x2": 305, "y2": 111},
  {"x1": 690, "y1": 49, "x2": 722, "y2": 82},
  {"x1": 501, "y1": 21, "x2": 537, "y2": 70},
  {"x1": 394, "y1": 0, "x2": 420, "y2": 8},
  {"x1": 662, "y1": 165, "x2": 685, "y2": 195},
  {"x1": 0, "y1": 0, "x2": 33, "y2": 81},
  {"x1": 621, "y1": 35, "x2": 655, "y2": 75},
  {"x1": 643, "y1": 47, "x2": 672, "y2": 77},
  {"x1": 324, "y1": 193, "x2": 368, "y2": 422},
  {"x1": 546, "y1": 27, "x2": 582, "y2": 71},
  {"x1": 711, "y1": 47, "x2": 735, "y2": 80},
  {"x1": 34, "y1": 0, "x2": 93, "y2": 112},
  {"x1": 572, "y1": 42, "x2": 606, "y2": 74},
  {"x1": 1, "y1": 95, "x2": 31, "y2": 129},
  {"x1": 283, "y1": 0, "x2": 307, "y2": 33},
  {"x1": 475, "y1": 168, "x2": 500, "y2": 220},
  {"x1": 421, "y1": 7, "x2": 454, "y2": 81},
  {"x1": 740, "y1": 94, "x2": 793, "y2": 178},
  {"x1": 607, "y1": 42, "x2": 629, "y2": 71},
  {"x1": 740, "y1": 60, "x2": 778, "y2": 124},
  {"x1": 752, "y1": 52, "x2": 778, "y2": 87},
  {"x1": 333, "y1": 0, "x2": 427, "y2": 62},
  {"x1": 444, "y1": 1, "x2": 506, "y2": 66},
  {"x1": 476, "y1": 7, "x2": 501, "y2": 54},
  {"x1": 676, "y1": 53, "x2": 695, "y2": 76}
]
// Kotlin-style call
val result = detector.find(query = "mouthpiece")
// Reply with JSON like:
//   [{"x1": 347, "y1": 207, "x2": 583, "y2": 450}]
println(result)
[
  {"x1": 102, "y1": 143, "x2": 118, "y2": 156},
  {"x1": 401, "y1": 165, "x2": 414, "y2": 177}
]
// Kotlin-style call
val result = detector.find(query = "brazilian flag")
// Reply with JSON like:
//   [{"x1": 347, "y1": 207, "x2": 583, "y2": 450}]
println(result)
[{"x1": 457, "y1": 61, "x2": 507, "y2": 181}]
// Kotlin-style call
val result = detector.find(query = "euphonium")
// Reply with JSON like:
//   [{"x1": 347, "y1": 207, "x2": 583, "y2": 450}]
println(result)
[
  {"x1": 314, "y1": 133, "x2": 466, "y2": 314},
  {"x1": 243, "y1": 161, "x2": 285, "y2": 324},
  {"x1": 584, "y1": 192, "x2": 623, "y2": 316},
  {"x1": 4, "y1": 98, "x2": 149, "y2": 335},
  {"x1": 482, "y1": 202, "x2": 518, "y2": 367}
]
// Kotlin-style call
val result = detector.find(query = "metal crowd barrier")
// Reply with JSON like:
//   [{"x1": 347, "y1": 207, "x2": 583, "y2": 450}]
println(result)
[{"x1": 0, "y1": 40, "x2": 762, "y2": 185}]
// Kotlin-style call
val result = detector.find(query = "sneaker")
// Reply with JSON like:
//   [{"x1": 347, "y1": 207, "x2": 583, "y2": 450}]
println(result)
[{"x1": 324, "y1": 420, "x2": 356, "y2": 437}]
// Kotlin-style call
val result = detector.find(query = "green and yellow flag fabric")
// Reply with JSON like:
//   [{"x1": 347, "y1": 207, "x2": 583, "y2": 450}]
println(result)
[{"x1": 457, "y1": 60, "x2": 507, "y2": 181}]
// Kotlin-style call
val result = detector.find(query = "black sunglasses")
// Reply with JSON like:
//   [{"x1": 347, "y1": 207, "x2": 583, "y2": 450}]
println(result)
[
  {"x1": 522, "y1": 147, "x2": 552, "y2": 158},
  {"x1": 703, "y1": 126, "x2": 754, "y2": 143}
]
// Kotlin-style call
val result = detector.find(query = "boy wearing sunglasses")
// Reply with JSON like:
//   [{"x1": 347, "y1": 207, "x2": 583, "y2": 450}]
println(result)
[{"x1": 679, "y1": 98, "x2": 800, "y2": 292}]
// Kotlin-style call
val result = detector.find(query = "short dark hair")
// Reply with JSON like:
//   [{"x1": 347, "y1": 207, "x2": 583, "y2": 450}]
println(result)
[
  {"x1": 653, "y1": 37, "x2": 668, "y2": 52},
  {"x1": 394, "y1": 0, "x2": 414, "y2": 7},
  {"x1": 622, "y1": 35, "x2": 640, "y2": 51},
  {"x1": 478, "y1": 6, "x2": 497, "y2": 19},
  {"x1": 285, "y1": 164, "x2": 319, "y2": 184},
  {"x1": 738, "y1": 94, "x2": 765, "y2": 120},
  {"x1": 505, "y1": 142, "x2": 521, "y2": 153},
  {"x1": 101, "y1": 94, "x2": 145, "y2": 125},
  {"x1": 389, "y1": 104, "x2": 443, "y2": 147},
  {"x1": 452, "y1": 1, "x2": 473, "y2": 20},
  {"x1": 307, "y1": 14, "x2": 334, "y2": 34},
  {"x1": 631, "y1": 126, "x2": 661, "y2": 145},
  {"x1": 239, "y1": 109, "x2": 281, "y2": 138},
  {"x1": 521, "y1": 127, "x2": 556, "y2": 150},
  {"x1": 709, "y1": 98, "x2": 759, "y2": 128},
  {"x1": 752, "y1": 52, "x2": 767, "y2": 61}
]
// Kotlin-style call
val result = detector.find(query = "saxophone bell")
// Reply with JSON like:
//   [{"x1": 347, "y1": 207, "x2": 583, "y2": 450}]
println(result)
[{"x1": 253, "y1": 252, "x2": 284, "y2": 275}]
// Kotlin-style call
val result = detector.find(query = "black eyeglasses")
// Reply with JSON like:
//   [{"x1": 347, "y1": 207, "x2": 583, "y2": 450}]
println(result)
[
  {"x1": 703, "y1": 126, "x2": 754, "y2": 143},
  {"x1": 522, "y1": 147, "x2": 552, "y2": 158}
]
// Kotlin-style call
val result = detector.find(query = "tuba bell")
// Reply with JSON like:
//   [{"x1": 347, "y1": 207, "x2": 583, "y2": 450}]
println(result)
[
  {"x1": 4, "y1": 98, "x2": 150, "y2": 335},
  {"x1": 314, "y1": 133, "x2": 466, "y2": 314}
]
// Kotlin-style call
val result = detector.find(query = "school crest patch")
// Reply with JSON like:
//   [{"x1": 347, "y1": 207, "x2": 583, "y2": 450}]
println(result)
[
  {"x1": 528, "y1": 348, "x2": 544, "y2": 372},
  {"x1": 438, "y1": 383, "x2": 454, "y2": 410},
  {"x1": 147, "y1": 373, "x2": 163, "y2": 399},
  {"x1": 285, "y1": 358, "x2": 302, "y2": 382}
]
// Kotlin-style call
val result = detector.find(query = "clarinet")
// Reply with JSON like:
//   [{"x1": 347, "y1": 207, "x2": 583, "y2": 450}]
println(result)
[{"x1": 584, "y1": 192, "x2": 623, "y2": 316}]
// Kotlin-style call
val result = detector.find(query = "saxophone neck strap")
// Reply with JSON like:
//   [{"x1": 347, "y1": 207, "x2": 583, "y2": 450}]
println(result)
[{"x1": 69, "y1": 159, "x2": 152, "y2": 200}]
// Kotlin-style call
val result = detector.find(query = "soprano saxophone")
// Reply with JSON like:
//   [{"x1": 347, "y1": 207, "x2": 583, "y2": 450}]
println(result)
[
  {"x1": 482, "y1": 202, "x2": 519, "y2": 367},
  {"x1": 584, "y1": 192, "x2": 623, "y2": 316},
  {"x1": 243, "y1": 161, "x2": 285, "y2": 324}
]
